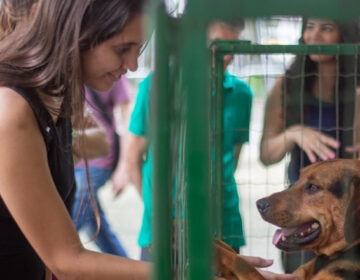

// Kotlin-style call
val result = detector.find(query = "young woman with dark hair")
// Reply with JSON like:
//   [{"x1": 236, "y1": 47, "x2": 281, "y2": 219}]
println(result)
[
  {"x1": 0, "y1": 0, "x2": 151, "y2": 279},
  {"x1": 260, "y1": 18, "x2": 360, "y2": 273}
]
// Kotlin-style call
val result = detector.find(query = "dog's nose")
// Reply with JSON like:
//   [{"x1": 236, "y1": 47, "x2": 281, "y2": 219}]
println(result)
[{"x1": 256, "y1": 198, "x2": 270, "y2": 214}]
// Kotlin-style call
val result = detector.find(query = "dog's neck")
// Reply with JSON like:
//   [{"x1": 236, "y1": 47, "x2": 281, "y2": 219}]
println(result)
[{"x1": 315, "y1": 239, "x2": 347, "y2": 256}]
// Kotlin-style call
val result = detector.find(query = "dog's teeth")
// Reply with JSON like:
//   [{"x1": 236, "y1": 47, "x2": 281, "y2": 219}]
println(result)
[
  {"x1": 300, "y1": 232, "x2": 304, "y2": 236},
  {"x1": 308, "y1": 228, "x2": 311, "y2": 233},
  {"x1": 281, "y1": 236, "x2": 286, "y2": 241},
  {"x1": 312, "y1": 223, "x2": 319, "y2": 229}
]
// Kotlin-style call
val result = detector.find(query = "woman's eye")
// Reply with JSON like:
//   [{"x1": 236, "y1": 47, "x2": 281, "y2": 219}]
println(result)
[
  {"x1": 321, "y1": 26, "x2": 334, "y2": 32},
  {"x1": 116, "y1": 47, "x2": 130, "y2": 55},
  {"x1": 305, "y1": 24, "x2": 314, "y2": 31}
]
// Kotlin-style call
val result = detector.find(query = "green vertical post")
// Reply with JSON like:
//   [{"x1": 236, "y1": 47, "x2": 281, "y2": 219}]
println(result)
[
  {"x1": 214, "y1": 51, "x2": 225, "y2": 240},
  {"x1": 152, "y1": 4, "x2": 172, "y2": 280},
  {"x1": 180, "y1": 8, "x2": 212, "y2": 280}
]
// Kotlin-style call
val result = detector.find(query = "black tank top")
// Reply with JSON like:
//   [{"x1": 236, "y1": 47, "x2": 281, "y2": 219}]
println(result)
[{"x1": 0, "y1": 87, "x2": 75, "y2": 279}]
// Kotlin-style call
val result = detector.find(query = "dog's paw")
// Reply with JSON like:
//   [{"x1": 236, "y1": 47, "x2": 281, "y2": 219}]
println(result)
[{"x1": 214, "y1": 239, "x2": 265, "y2": 280}]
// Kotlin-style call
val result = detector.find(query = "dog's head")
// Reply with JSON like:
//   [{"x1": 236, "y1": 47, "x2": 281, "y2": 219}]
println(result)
[{"x1": 256, "y1": 159, "x2": 360, "y2": 256}]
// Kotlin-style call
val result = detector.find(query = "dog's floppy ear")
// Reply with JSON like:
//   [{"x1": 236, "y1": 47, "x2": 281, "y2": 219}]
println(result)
[{"x1": 344, "y1": 174, "x2": 360, "y2": 243}]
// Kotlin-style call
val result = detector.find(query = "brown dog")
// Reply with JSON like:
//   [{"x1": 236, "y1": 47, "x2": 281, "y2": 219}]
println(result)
[{"x1": 256, "y1": 159, "x2": 360, "y2": 280}]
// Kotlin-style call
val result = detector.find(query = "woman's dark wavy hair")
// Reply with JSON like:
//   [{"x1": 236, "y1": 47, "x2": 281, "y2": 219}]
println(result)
[
  {"x1": 283, "y1": 18, "x2": 360, "y2": 153},
  {"x1": 0, "y1": 0, "x2": 145, "y2": 120}
]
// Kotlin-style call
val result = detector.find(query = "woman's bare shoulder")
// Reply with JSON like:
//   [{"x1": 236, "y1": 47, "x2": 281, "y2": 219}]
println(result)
[{"x1": 0, "y1": 86, "x2": 36, "y2": 129}]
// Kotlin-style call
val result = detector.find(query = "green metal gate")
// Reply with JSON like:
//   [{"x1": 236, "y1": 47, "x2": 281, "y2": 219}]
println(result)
[{"x1": 150, "y1": 1, "x2": 360, "y2": 279}]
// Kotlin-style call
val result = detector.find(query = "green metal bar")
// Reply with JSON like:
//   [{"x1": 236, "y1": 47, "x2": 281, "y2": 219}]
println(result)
[
  {"x1": 152, "y1": 5, "x2": 172, "y2": 280},
  {"x1": 204, "y1": 0, "x2": 360, "y2": 22},
  {"x1": 180, "y1": 18, "x2": 213, "y2": 280},
  {"x1": 214, "y1": 51, "x2": 224, "y2": 240},
  {"x1": 212, "y1": 41, "x2": 360, "y2": 55}
]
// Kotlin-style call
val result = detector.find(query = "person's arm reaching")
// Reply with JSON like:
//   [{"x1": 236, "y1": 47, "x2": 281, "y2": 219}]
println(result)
[
  {"x1": 113, "y1": 133, "x2": 147, "y2": 196},
  {"x1": 0, "y1": 88, "x2": 150, "y2": 280},
  {"x1": 111, "y1": 101, "x2": 133, "y2": 195}
]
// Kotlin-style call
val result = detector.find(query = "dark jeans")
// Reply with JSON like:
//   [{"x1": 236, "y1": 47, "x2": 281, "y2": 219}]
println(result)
[
  {"x1": 73, "y1": 167, "x2": 128, "y2": 257},
  {"x1": 141, "y1": 246, "x2": 152, "y2": 261}
]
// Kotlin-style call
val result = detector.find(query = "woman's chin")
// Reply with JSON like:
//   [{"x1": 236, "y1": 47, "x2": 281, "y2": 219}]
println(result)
[
  {"x1": 85, "y1": 81, "x2": 114, "y2": 93},
  {"x1": 309, "y1": 54, "x2": 336, "y2": 64}
]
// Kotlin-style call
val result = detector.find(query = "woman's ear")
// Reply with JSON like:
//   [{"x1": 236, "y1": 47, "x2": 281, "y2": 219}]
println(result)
[{"x1": 344, "y1": 175, "x2": 360, "y2": 244}]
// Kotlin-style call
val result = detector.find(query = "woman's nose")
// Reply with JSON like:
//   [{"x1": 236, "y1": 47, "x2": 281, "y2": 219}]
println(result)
[
  {"x1": 123, "y1": 53, "x2": 139, "y2": 72},
  {"x1": 309, "y1": 29, "x2": 322, "y2": 44}
]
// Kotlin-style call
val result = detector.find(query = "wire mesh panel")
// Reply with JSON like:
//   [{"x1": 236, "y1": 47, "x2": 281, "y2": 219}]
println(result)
[{"x1": 212, "y1": 40, "x2": 360, "y2": 274}]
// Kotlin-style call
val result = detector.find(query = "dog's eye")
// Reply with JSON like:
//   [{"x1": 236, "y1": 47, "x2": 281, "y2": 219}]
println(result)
[{"x1": 304, "y1": 183, "x2": 322, "y2": 194}]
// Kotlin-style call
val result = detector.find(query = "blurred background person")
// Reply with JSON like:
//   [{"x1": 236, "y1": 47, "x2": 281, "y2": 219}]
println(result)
[
  {"x1": 72, "y1": 78, "x2": 133, "y2": 257},
  {"x1": 118, "y1": 19, "x2": 253, "y2": 260}
]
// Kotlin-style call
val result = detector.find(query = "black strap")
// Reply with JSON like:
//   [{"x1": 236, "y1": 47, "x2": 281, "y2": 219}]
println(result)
[
  {"x1": 87, "y1": 86, "x2": 120, "y2": 170},
  {"x1": 87, "y1": 86, "x2": 114, "y2": 127}
]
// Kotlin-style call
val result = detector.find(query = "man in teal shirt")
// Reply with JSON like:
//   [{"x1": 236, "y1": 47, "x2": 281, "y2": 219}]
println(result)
[{"x1": 126, "y1": 20, "x2": 252, "y2": 259}]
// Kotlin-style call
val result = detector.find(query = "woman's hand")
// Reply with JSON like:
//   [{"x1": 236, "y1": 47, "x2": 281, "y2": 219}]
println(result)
[
  {"x1": 111, "y1": 163, "x2": 129, "y2": 197},
  {"x1": 258, "y1": 269, "x2": 298, "y2": 280},
  {"x1": 240, "y1": 256, "x2": 297, "y2": 280},
  {"x1": 287, "y1": 125, "x2": 340, "y2": 163}
]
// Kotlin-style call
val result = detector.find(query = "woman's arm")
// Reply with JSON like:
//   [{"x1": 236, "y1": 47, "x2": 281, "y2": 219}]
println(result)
[
  {"x1": 113, "y1": 133, "x2": 147, "y2": 196},
  {"x1": 260, "y1": 77, "x2": 339, "y2": 165},
  {"x1": 0, "y1": 88, "x2": 150, "y2": 280},
  {"x1": 260, "y1": 77, "x2": 297, "y2": 165},
  {"x1": 111, "y1": 101, "x2": 133, "y2": 195}
]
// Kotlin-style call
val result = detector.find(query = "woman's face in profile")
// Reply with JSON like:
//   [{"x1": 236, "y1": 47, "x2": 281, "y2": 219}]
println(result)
[
  {"x1": 81, "y1": 15, "x2": 144, "y2": 92},
  {"x1": 303, "y1": 18, "x2": 341, "y2": 63}
]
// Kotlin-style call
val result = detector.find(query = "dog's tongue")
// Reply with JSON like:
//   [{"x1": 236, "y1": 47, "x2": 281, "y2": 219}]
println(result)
[{"x1": 272, "y1": 227, "x2": 297, "y2": 246}]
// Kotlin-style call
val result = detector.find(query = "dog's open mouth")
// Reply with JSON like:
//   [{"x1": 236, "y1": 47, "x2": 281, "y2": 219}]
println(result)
[{"x1": 272, "y1": 221, "x2": 321, "y2": 251}]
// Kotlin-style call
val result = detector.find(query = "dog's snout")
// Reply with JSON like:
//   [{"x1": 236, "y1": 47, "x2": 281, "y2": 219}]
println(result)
[{"x1": 256, "y1": 198, "x2": 270, "y2": 214}]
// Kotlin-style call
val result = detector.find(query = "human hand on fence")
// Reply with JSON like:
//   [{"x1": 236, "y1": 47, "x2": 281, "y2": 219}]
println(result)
[
  {"x1": 287, "y1": 125, "x2": 340, "y2": 163},
  {"x1": 237, "y1": 256, "x2": 298, "y2": 280},
  {"x1": 257, "y1": 269, "x2": 298, "y2": 280}
]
